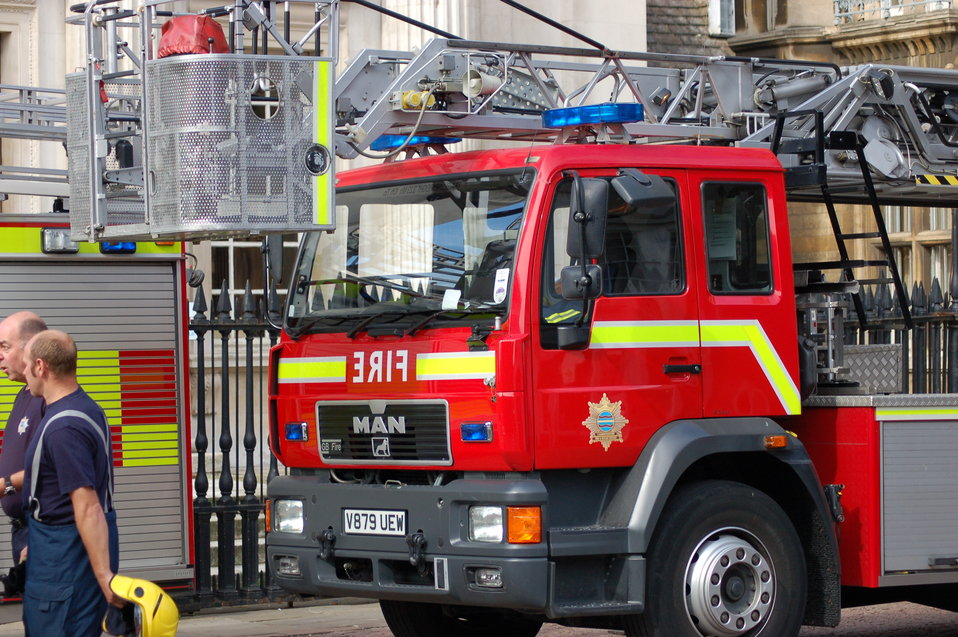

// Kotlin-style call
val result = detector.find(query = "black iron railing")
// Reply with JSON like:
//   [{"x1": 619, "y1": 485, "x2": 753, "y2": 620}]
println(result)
[
  {"x1": 188, "y1": 280, "x2": 288, "y2": 606},
  {"x1": 844, "y1": 276, "x2": 958, "y2": 393}
]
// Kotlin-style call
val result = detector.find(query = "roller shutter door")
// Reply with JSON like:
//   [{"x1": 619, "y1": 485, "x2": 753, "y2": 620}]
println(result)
[{"x1": 0, "y1": 259, "x2": 191, "y2": 582}]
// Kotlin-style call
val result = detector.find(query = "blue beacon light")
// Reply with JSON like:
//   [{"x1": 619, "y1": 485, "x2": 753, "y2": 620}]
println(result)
[
  {"x1": 285, "y1": 422, "x2": 309, "y2": 441},
  {"x1": 370, "y1": 135, "x2": 463, "y2": 151},
  {"x1": 542, "y1": 102, "x2": 645, "y2": 128},
  {"x1": 99, "y1": 241, "x2": 137, "y2": 254},
  {"x1": 460, "y1": 422, "x2": 493, "y2": 442}
]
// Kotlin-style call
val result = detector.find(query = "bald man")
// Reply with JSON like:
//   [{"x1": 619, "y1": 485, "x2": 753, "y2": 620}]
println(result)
[
  {"x1": 0, "y1": 311, "x2": 47, "y2": 564},
  {"x1": 22, "y1": 330, "x2": 119, "y2": 637}
]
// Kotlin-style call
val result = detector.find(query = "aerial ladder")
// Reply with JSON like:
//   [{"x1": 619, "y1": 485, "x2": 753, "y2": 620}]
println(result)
[{"x1": 9, "y1": 0, "x2": 958, "y2": 330}]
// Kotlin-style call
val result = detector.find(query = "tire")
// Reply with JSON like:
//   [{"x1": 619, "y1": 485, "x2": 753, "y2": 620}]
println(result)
[
  {"x1": 379, "y1": 600, "x2": 543, "y2": 637},
  {"x1": 623, "y1": 480, "x2": 806, "y2": 637}
]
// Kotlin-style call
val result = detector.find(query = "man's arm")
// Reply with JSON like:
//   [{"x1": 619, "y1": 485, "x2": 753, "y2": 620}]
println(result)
[
  {"x1": 71, "y1": 486, "x2": 121, "y2": 606},
  {"x1": 7, "y1": 470, "x2": 23, "y2": 491}
]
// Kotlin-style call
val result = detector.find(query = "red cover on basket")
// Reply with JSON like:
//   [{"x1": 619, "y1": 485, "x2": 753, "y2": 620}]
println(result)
[{"x1": 158, "y1": 15, "x2": 230, "y2": 58}]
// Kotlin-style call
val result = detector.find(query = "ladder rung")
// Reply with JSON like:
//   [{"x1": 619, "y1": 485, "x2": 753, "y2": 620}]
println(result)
[
  {"x1": 794, "y1": 259, "x2": 871, "y2": 270},
  {"x1": 838, "y1": 232, "x2": 882, "y2": 240},
  {"x1": 856, "y1": 278, "x2": 893, "y2": 285},
  {"x1": 102, "y1": 70, "x2": 137, "y2": 81}
]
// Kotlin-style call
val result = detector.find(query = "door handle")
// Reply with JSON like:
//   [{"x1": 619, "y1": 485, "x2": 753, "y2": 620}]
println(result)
[{"x1": 664, "y1": 364, "x2": 701, "y2": 374}]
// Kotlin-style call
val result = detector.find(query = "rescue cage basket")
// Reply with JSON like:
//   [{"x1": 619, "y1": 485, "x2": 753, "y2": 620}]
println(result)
[{"x1": 67, "y1": 54, "x2": 335, "y2": 241}]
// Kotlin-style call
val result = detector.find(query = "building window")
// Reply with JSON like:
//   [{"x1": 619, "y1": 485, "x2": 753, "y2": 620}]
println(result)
[
  {"x1": 929, "y1": 207, "x2": 953, "y2": 231},
  {"x1": 929, "y1": 244, "x2": 951, "y2": 292},
  {"x1": 709, "y1": 0, "x2": 736, "y2": 36},
  {"x1": 891, "y1": 245, "x2": 912, "y2": 291},
  {"x1": 209, "y1": 235, "x2": 299, "y2": 316},
  {"x1": 883, "y1": 205, "x2": 912, "y2": 233}
]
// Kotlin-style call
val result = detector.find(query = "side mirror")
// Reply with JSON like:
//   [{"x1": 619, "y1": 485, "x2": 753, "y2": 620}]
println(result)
[
  {"x1": 559, "y1": 264, "x2": 603, "y2": 300},
  {"x1": 611, "y1": 169, "x2": 674, "y2": 209},
  {"x1": 565, "y1": 177, "x2": 609, "y2": 260}
]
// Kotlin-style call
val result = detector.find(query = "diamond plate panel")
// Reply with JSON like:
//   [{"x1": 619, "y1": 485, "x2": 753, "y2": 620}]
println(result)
[{"x1": 843, "y1": 344, "x2": 902, "y2": 394}]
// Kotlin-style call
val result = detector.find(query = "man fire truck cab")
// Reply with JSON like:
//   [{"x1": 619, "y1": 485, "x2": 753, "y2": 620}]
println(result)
[{"x1": 261, "y1": 33, "x2": 958, "y2": 637}]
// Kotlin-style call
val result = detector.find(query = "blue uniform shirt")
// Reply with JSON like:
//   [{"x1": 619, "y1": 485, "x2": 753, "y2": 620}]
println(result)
[
  {"x1": 24, "y1": 387, "x2": 113, "y2": 525},
  {"x1": 0, "y1": 387, "x2": 43, "y2": 520}
]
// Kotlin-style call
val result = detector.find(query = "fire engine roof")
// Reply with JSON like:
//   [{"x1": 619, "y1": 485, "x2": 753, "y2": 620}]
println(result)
[{"x1": 336, "y1": 144, "x2": 784, "y2": 189}]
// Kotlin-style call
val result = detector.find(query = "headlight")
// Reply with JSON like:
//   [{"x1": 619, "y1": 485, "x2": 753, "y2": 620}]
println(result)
[
  {"x1": 469, "y1": 505, "x2": 503, "y2": 542},
  {"x1": 273, "y1": 499, "x2": 305, "y2": 533}
]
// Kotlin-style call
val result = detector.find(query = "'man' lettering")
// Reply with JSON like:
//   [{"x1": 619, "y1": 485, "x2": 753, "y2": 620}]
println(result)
[{"x1": 353, "y1": 416, "x2": 406, "y2": 434}]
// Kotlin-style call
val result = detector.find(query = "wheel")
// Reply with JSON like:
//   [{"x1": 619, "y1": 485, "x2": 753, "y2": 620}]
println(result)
[
  {"x1": 623, "y1": 480, "x2": 806, "y2": 637},
  {"x1": 379, "y1": 600, "x2": 543, "y2": 637}
]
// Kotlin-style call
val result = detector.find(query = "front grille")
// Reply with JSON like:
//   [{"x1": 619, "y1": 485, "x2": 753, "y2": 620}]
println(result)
[{"x1": 316, "y1": 400, "x2": 451, "y2": 465}]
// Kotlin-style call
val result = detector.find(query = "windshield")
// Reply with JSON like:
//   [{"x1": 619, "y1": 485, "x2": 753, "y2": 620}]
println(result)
[{"x1": 286, "y1": 170, "x2": 533, "y2": 335}]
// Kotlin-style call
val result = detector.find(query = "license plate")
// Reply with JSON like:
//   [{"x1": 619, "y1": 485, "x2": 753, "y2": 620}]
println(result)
[{"x1": 343, "y1": 508, "x2": 407, "y2": 536}]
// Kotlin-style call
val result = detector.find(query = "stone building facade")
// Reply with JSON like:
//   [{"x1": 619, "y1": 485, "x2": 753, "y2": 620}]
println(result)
[
  {"x1": 647, "y1": 0, "x2": 958, "y2": 296},
  {"x1": 647, "y1": 0, "x2": 734, "y2": 58},
  {"x1": 731, "y1": 0, "x2": 958, "y2": 295}
]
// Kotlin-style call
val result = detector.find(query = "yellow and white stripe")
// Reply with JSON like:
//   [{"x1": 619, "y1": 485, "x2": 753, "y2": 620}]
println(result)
[
  {"x1": 589, "y1": 319, "x2": 800, "y2": 416},
  {"x1": 416, "y1": 351, "x2": 496, "y2": 381},
  {"x1": 276, "y1": 356, "x2": 348, "y2": 384},
  {"x1": 700, "y1": 320, "x2": 801, "y2": 416},
  {"x1": 876, "y1": 407, "x2": 958, "y2": 421},
  {"x1": 592, "y1": 320, "x2": 699, "y2": 348}
]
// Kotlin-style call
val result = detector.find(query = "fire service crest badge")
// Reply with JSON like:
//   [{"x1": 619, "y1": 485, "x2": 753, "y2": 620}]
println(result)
[{"x1": 582, "y1": 393, "x2": 629, "y2": 451}]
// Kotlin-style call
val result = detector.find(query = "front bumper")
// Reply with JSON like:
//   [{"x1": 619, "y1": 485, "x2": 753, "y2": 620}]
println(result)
[{"x1": 266, "y1": 475, "x2": 550, "y2": 610}]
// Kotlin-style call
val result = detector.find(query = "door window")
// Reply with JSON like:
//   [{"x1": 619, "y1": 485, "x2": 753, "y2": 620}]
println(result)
[
  {"x1": 540, "y1": 176, "x2": 684, "y2": 344},
  {"x1": 702, "y1": 182, "x2": 772, "y2": 295}
]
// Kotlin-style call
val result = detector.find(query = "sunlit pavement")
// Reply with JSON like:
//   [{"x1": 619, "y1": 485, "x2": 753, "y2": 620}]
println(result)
[{"x1": 1, "y1": 596, "x2": 958, "y2": 636}]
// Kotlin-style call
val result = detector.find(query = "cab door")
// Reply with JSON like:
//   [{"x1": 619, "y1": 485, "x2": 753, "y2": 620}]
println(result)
[
  {"x1": 687, "y1": 173, "x2": 801, "y2": 419},
  {"x1": 531, "y1": 170, "x2": 703, "y2": 469}
]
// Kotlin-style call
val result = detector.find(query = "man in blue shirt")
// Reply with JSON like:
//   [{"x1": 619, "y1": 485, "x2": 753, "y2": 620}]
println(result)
[
  {"x1": 0, "y1": 311, "x2": 47, "y2": 564},
  {"x1": 21, "y1": 330, "x2": 120, "y2": 637}
]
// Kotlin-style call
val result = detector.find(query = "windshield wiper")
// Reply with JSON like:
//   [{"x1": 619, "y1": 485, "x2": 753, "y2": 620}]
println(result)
[
  {"x1": 405, "y1": 308, "x2": 500, "y2": 336},
  {"x1": 346, "y1": 310, "x2": 416, "y2": 339},
  {"x1": 285, "y1": 314, "x2": 350, "y2": 340}
]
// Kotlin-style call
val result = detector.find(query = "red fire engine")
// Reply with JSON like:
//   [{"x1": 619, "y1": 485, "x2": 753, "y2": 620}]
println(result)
[
  {"x1": 53, "y1": 1, "x2": 958, "y2": 634},
  {"x1": 262, "y1": 36, "x2": 958, "y2": 637}
]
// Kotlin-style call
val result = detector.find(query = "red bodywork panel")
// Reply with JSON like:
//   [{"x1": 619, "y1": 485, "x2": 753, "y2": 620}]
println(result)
[
  {"x1": 272, "y1": 144, "x2": 801, "y2": 473},
  {"x1": 788, "y1": 407, "x2": 882, "y2": 587}
]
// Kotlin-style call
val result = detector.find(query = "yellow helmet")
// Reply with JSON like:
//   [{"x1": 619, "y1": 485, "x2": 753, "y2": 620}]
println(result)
[{"x1": 102, "y1": 574, "x2": 180, "y2": 637}]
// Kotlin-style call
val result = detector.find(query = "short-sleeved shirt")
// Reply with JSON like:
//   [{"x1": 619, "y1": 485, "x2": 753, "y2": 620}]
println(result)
[
  {"x1": 0, "y1": 386, "x2": 43, "y2": 520},
  {"x1": 24, "y1": 387, "x2": 113, "y2": 525}
]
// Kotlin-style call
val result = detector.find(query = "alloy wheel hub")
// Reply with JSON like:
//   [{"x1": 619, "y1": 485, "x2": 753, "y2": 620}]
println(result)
[{"x1": 685, "y1": 531, "x2": 774, "y2": 636}]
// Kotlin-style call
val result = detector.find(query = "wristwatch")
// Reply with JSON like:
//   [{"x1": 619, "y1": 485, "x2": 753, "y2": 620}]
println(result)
[{"x1": 2, "y1": 476, "x2": 14, "y2": 497}]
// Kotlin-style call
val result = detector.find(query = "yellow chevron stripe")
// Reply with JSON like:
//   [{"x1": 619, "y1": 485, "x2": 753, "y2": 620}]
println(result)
[
  {"x1": 701, "y1": 320, "x2": 801, "y2": 415},
  {"x1": 588, "y1": 319, "x2": 800, "y2": 416}
]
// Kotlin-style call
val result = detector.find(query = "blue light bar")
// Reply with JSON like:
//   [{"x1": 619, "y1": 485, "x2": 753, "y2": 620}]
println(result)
[
  {"x1": 285, "y1": 422, "x2": 309, "y2": 442},
  {"x1": 370, "y1": 134, "x2": 462, "y2": 151},
  {"x1": 461, "y1": 422, "x2": 493, "y2": 442},
  {"x1": 542, "y1": 102, "x2": 644, "y2": 129},
  {"x1": 99, "y1": 241, "x2": 136, "y2": 254}
]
